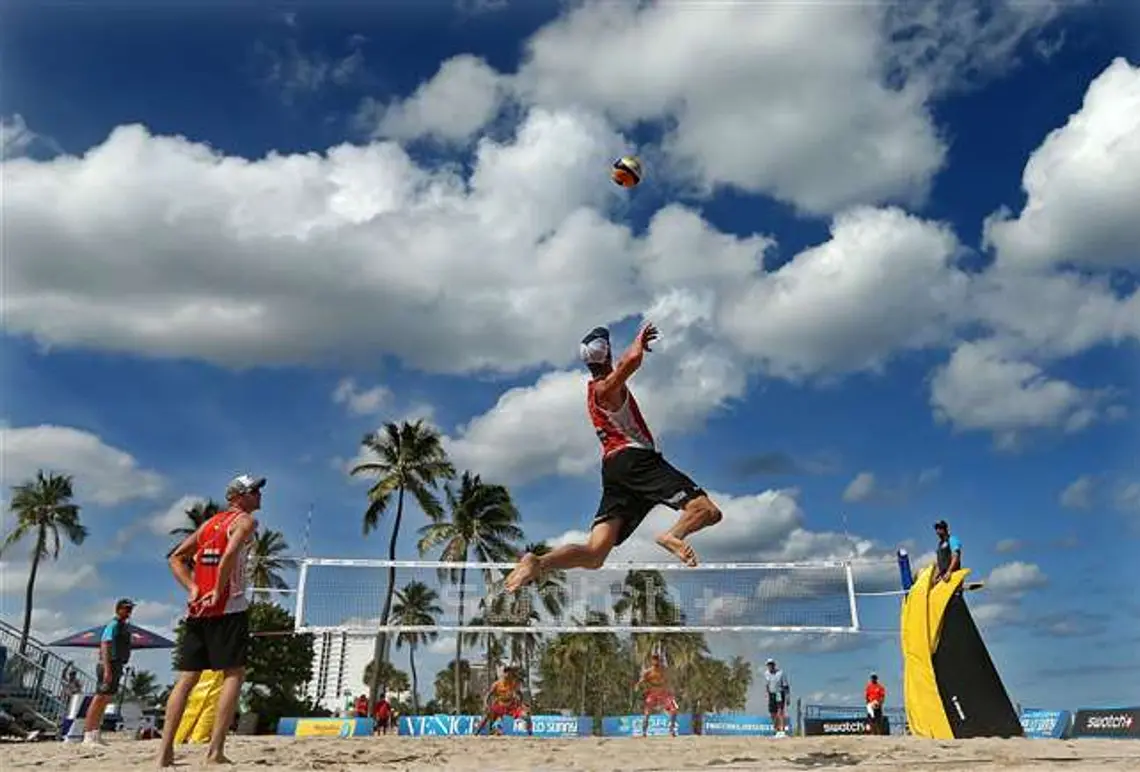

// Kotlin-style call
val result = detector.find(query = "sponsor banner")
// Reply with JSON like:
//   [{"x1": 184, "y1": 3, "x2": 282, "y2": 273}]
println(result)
[
  {"x1": 1019, "y1": 709, "x2": 1071, "y2": 739},
  {"x1": 501, "y1": 715, "x2": 591, "y2": 738},
  {"x1": 397, "y1": 714, "x2": 590, "y2": 737},
  {"x1": 399, "y1": 715, "x2": 480, "y2": 736},
  {"x1": 701, "y1": 714, "x2": 791, "y2": 736},
  {"x1": 804, "y1": 717, "x2": 873, "y2": 736},
  {"x1": 601, "y1": 714, "x2": 694, "y2": 737},
  {"x1": 1071, "y1": 708, "x2": 1140, "y2": 739},
  {"x1": 276, "y1": 717, "x2": 374, "y2": 737}
]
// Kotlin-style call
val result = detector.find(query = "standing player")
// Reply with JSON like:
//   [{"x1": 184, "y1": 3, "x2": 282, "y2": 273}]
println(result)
[
  {"x1": 864, "y1": 673, "x2": 887, "y2": 735},
  {"x1": 506, "y1": 323, "x2": 723, "y2": 592},
  {"x1": 635, "y1": 653, "x2": 679, "y2": 737},
  {"x1": 475, "y1": 666, "x2": 532, "y2": 736},
  {"x1": 764, "y1": 658, "x2": 790, "y2": 737},
  {"x1": 156, "y1": 474, "x2": 262, "y2": 768}
]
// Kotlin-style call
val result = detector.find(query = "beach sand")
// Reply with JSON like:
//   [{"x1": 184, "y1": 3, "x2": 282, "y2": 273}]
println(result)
[{"x1": 5, "y1": 735, "x2": 1140, "y2": 771}]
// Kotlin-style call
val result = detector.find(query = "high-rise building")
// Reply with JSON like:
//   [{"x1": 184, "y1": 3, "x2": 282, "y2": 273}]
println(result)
[{"x1": 304, "y1": 632, "x2": 413, "y2": 713}]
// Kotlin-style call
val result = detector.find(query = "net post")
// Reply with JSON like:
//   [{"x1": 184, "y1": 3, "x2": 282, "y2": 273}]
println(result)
[
  {"x1": 294, "y1": 559, "x2": 309, "y2": 631},
  {"x1": 844, "y1": 561, "x2": 860, "y2": 632}
]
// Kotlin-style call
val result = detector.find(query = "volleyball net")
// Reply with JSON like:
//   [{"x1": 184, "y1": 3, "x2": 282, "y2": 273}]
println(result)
[{"x1": 293, "y1": 557, "x2": 903, "y2": 636}]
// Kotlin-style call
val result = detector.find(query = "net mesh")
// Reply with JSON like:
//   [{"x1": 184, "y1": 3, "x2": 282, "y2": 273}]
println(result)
[{"x1": 295, "y1": 559, "x2": 864, "y2": 635}]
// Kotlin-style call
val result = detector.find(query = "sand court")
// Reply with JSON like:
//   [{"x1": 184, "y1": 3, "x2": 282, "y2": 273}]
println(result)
[{"x1": 6, "y1": 735, "x2": 1140, "y2": 771}]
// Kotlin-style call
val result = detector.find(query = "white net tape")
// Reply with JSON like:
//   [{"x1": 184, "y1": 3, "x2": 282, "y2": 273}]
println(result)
[{"x1": 294, "y1": 558, "x2": 881, "y2": 635}]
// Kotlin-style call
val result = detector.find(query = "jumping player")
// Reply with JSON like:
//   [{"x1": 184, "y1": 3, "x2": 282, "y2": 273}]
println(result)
[
  {"x1": 635, "y1": 653, "x2": 679, "y2": 737},
  {"x1": 475, "y1": 667, "x2": 532, "y2": 736},
  {"x1": 505, "y1": 323, "x2": 722, "y2": 592}
]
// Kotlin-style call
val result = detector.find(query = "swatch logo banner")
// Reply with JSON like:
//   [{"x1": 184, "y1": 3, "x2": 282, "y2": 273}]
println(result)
[
  {"x1": 1072, "y1": 708, "x2": 1140, "y2": 739},
  {"x1": 804, "y1": 718, "x2": 867, "y2": 736},
  {"x1": 1019, "y1": 710, "x2": 1071, "y2": 739}
]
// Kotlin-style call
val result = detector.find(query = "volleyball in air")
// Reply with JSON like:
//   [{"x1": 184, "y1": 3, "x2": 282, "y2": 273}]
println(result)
[{"x1": 612, "y1": 155, "x2": 643, "y2": 188}]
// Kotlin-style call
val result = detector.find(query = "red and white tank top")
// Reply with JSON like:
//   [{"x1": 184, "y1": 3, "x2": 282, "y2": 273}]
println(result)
[
  {"x1": 587, "y1": 379, "x2": 656, "y2": 458},
  {"x1": 191, "y1": 509, "x2": 252, "y2": 617}
]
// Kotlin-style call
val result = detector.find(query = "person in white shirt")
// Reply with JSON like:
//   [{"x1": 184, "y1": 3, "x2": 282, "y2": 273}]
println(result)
[{"x1": 763, "y1": 659, "x2": 790, "y2": 736}]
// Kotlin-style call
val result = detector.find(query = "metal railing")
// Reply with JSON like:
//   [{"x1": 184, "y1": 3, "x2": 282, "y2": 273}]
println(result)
[{"x1": 0, "y1": 617, "x2": 98, "y2": 724}]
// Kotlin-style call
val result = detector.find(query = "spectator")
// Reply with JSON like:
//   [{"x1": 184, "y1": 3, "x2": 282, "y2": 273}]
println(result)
[
  {"x1": 61, "y1": 662, "x2": 81, "y2": 704},
  {"x1": 933, "y1": 520, "x2": 962, "y2": 584},
  {"x1": 83, "y1": 598, "x2": 135, "y2": 745},
  {"x1": 864, "y1": 673, "x2": 887, "y2": 735},
  {"x1": 354, "y1": 693, "x2": 368, "y2": 718},
  {"x1": 373, "y1": 693, "x2": 392, "y2": 735},
  {"x1": 763, "y1": 658, "x2": 790, "y2": 737}
]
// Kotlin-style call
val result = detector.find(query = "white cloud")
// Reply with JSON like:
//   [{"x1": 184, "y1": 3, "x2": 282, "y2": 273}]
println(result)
[
  {"x1": 332, "y1": 378, "x2": 392, "y2": 416},
  {"x1": 253, "y1": 35, "x2": 366, "y2": 104},
  {"x1": 843, "y1": 472, "x2": 876, "y2": 504},
  {"x1": 147, "y1": 495, "x2": 208, "y2": 536},
  {"x1": 362, "y1": 54, "x2": 508, "y2": 144},
  {"x1": 984, "y1": 561, "x2": 1048, "y2": 597},
  {"x1": 994, "y1": 539, "x2": 1022, "y2": 555},
  {"x1": 971, "y1": 601, "x2": 1023, "y2": 628},
  {"x1": 0, "y1": 425, "x2": 164, "y2": 506},
  {"x1": 718, "y1": 207, "x2": 969, "y2": 380},
  {"x1": 0, "y1": 559, "x2": 98, "y2": 598},
  {"x1": 1060, "y1": 475, "x2": 1096, "y2": 510},
  {"x1": 1115, "y1": 482, "x2": 1140, "y2": 514},
  {"x1": 929, "y1": 340, "x2": 1110, "y2": 448},
  {"x1": 2, "y1": 114, "x2": 38, "y2": 159},
  {"x1": 983, "y1": 58, "x2": 1140, "y2": 272}
]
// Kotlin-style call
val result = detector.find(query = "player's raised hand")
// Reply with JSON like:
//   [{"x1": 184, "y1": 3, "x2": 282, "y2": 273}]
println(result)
[{"x1": 636, "y1": 321, "x2": 659, "y2": 353}]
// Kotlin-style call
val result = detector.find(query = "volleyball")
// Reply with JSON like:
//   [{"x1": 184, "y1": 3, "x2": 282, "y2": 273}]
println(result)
[{"x1": 612, "y1": 155, "x2": 643, "y2": 188}]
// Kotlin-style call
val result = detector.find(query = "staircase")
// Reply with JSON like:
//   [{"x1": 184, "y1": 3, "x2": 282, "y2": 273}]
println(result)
[{"x1": 0, "y1": 617, "x2": 98, "y2": 728}]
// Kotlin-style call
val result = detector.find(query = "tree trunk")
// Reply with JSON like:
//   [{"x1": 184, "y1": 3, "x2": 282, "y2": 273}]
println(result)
[
  {"x1": 369, "y1": 486, "x2": 405, "y2": 712},
  {"x1": 454, "y1": 564, "x2": 467, "y2": 715},
  {"x1": 18, "y1": 529, "x2": 45, "y2": 656},
  {"x1": 409, "y1": 643, "x2": 420, "y2": 714},
  {"x1": 578, "y1": 659, "x2": 587, "y2": 716}
]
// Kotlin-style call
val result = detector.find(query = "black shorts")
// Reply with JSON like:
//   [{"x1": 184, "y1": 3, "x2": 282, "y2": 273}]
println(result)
[
  {"x1": 177, "y1": 610, "x2": 249, "y2": 672},
  {"x1": 95, "y1": 662, "x2": 124, "y2": 696},
  {"x1": 768, "y1": 693, "x2": 787, "y2": 714},
  {"x1": 592, "y1": 448, "x2": 705, "y2": 545}
]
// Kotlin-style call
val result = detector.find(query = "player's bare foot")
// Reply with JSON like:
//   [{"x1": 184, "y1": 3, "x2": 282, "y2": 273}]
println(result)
[
  {"x1": 505, "y1": 553, "x2": 540, "y2": 592},
  {"x1": 156, "y1": 750, "x2": 175, "y2": 768},
  {"x1": 655, "y1": 533, "x2": 697, "y2": 566},
  {"x1": 205, "y1": 754, "x2": 233, "y2": 765}
]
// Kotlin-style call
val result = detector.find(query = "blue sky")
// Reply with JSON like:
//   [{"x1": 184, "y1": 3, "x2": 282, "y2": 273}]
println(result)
[{"x1": 2, "y1": 1, "x2": 1139, "y2": 713}]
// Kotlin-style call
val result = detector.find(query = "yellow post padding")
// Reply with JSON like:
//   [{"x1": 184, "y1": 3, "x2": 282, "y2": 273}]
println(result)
[
  {"x1": 175, "y1": 670, "x2": 226, "y2": 744},
  {"x1": 901, "y1": 565, "x2": 970, "y2": 739}
]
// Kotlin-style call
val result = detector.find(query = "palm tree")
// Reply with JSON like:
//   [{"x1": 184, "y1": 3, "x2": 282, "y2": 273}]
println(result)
[
  {"x1": 1, "y1": 471, "x2": 88, "y2": 654},
  {"x1": 250, "y1": 528, "x2": 295, "y2": 601},
  {"x1": 127, "y1": 669, "x2": 160, "y2": 704},
  {"x1": 351, "y1": 419, "x2": 455, "y2": 707},
  {"x1": 513, "y1": 542, "x2": 567, "y2": 693},
  {"x1": 170, "y1": 499, "x2": 221, "y2": 538},
  {"x1": 391, "y1": 580, "x2": 442, "y2": 714},
  {"x1": 417, "y1": 471, "x2": 523, "y2": 714}
]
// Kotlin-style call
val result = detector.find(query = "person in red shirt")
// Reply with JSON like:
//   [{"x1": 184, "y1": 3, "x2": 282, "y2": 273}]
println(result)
[
  {"x1": 506, "y1": 323, "x2": 723, "y2": 592},
  {"x1": 156, "y1": 474, "x2": 263, "y2": 768},
  {"x1": 373, "y1": 693, "x2": 392, "y2": 735},
  {"x1": 864, "y1": 673, "x2": 887, "y2": 735},
  {"x1": 354, "y1": 694, "x2": 368, "y2": 718}
]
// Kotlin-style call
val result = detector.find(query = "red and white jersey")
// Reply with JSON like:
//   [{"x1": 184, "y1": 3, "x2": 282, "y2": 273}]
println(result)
[
  {"x1": 587, "y1": 379, "x2": 656, "y2": 458},
  {"x1": 191, "y1": 509, "x2": 252, "y2": 617}
]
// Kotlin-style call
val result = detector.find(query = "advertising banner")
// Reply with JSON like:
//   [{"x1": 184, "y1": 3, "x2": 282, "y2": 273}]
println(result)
[
  {"x1": 804, "y1": 717, "x2": 872, "y2": 736},
  {"x1": 1019, "y1": 709, "x2": 1071, "y2": 739},
  {"x1": 601, "y1": 713, "x2": 694, "y2": 737},
  {"x1": 276, "y1": 717, "x2": 374, "y2": 737},
  {"x1": 397, "y1": 714, "x2": 590, "y2": 737},
  {"x1": 1070, "y1": 708, "x2": 1140, "y2": 739},
  {"x1": 701, "y1": 714, "x2": 790, "y2": 736}
]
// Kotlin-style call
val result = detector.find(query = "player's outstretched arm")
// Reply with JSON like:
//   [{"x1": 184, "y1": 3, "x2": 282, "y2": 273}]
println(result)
[{"x1": 594, "y1": 322, "x2": 658, "y2": 403}]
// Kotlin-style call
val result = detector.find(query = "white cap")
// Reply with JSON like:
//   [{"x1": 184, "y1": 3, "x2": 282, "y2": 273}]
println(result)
[{"x1": 226, "y1": 474, "x2": 266, "y2": 498}]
